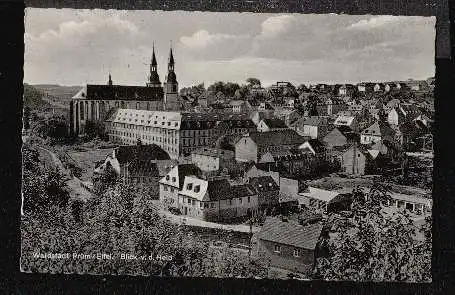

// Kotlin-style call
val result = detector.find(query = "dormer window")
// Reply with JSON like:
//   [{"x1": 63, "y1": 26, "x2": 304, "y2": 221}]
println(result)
[
  {"x1": 166, "y1": 175, "x2": 170, "y2": 181},
  {"x1": 172, "y1": 177, "x2": 176, "y2": 182},
  {"x1": 187, "y1": 183, "x2": 193, "y2": 190},
  {"x1": 194, "y1": 185, "x2": 200, "y2": 193}
]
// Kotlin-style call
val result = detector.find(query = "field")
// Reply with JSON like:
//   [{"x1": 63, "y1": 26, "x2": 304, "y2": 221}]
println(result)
[{"x1": 65, "y1": 148, "x2": 113, "y2": 181}]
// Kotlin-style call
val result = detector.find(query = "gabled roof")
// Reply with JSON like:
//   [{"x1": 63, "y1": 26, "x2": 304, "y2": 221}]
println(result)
[
  {"x1": 298, "y1": 116, "x2": 329, "y2": 127},
  {"x1": 301, "y1": 139, "x2": 326, "y2": 154},
  {"x1": 334, "y1": 115, "x2": 355, "y2": 126},
  {"x1": 299, "y1": 186, "x2": 339, "y2": 203},
  {"x1": 257, "y1": 217, "x2": 323, "y2": 250},
  {"x1": 114, "y1": 144, "x2": 170, "y2": 164},
  {"x1": 261, "y1": 118, "x2": 288, "y2": 129}
]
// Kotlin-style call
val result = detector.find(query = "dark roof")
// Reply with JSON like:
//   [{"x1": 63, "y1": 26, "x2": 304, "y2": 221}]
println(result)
[
  {"x1": 178, "y1": 164, "x2": 202, "y2": 190},
  {"x1": 180, "y1": 113, "x2": 255, "y2": 130},
  {"x1": 306, "y1": 139, "x2": 326, "y2": 153},
  {"x1": 114, "y1": 144, "x2": 170, "y2": 164},
  {"x1": 336, "y1": 126, "x2": 359, "y2": 141},
  {"x1": 262, "y1": 118, "x2": 288, "y2": 129},
  {"x1": 207, "y1": 179, "x2": 232, "y2": 201},
  {"x1": 257, "y1": 217, "x2": 323, "y2": 250},
  {"x1": 231, "y1": 184, "x2": 256, "y2": 198},
  {"x1": 246, "y1": 130, "x2": 308, "y2": 147},
  {"x1": 127, "y1": 160, "x2": 159, "y2": 177},
  {"x1": 249, "y1": 176, "x2": 279, "y2": 193},
  {"x1": 85, "y1": 84, "x2": 163, "y2": 101}
]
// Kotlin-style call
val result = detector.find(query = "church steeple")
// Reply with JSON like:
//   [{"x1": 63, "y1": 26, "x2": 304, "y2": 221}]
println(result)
[
  {"x1": 164, "y1": 44, "x2": 179, "y2": 111},
  {"x1": 108, "y1": 72, "x2": 113, "y2": 86},
  {"x1": 168, "y1": 44, "x2": 175, "y2": 73},
  {"x1": 166, "y1": 44, "x2": 177, "y2": 83},
  {"x1": 148, "y1": 43, "x2": 161, "y2": 87}
]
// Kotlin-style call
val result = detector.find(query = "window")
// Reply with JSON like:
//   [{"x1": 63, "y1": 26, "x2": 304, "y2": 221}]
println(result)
[
  {"x1": 229, "y1": 199, "x2": 232, "y2": 205},
  {"x1": 293, "y1": 248, "x2": 301, "y2": 257},
  {"x1": 247, "y1": 196, "x2": 251, "y2": 203},
  {"x1": 211, "y1": 203, "x2": 215, "y2": 208},
  {"x1": 200, "y1": 202, "x2": 204, "y2": 208},
  {"x1": 187, "y1": 183, "x2": 193, "y2": 190},
  {"x1": 204, "y1": 203, "x2": 209, "y2": 209},
  {"x1": 239, "y1": 198, "x2": 243, "y2": 204},
  {"x1": 187, "y1": 198, "x2": 191, "y2": 204},
  {"x1": 194, "y1": 185, "x2": 200, "y2": 193},
  {"x1": 274, "y1": 244, "x2": 281, "y2": 253},
  {"x1": 192, "y1": 199, "x2": 196, "y2": 206},
  {"x1": 172, "y1": 177, "x2": 176, "y2": 182},
  {"x1": 164, "y1": 186, "x2": 168, "y2": 191},
  {"x1": 170, "y1": 188, "x2": 174, "y2": 193}
]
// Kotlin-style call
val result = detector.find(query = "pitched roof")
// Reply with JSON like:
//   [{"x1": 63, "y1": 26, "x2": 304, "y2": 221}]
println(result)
[
  {"x1": 257, "y1": 217, "x2": 323, "y2": 250},
  {"x1": 261, "y1": 118, "x2": 288, "y2": 129},
  {"x1": 85, "y1": 84, "x2": 163, "y2": 101},
  {"x1": 127, "y1": 160, "x2": 159, "y2": 177},
  {"x1": 206, "y1": 179, "x2": 232, "y2": 201},
  {"x1": 304, "y1": 139, "x2": 327, "y2": 153},
  {"x1": 245, "y1": 130, "x2": 308, "y2": 147},
  {"x1": 114, "y1": 144, "x2": 170, "y2": 164},
  {"x1": 298, "y1": 116, "x2": 329, "y2": 127},
  {"x1": 191, "y1": 147, "x2": 234, "y2": 158}
]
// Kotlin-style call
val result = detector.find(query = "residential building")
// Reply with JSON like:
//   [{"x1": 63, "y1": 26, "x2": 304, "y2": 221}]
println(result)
[
  {"x1": 290, "y1": 116, "x2": 330, "y2": 139},
  {"x1": 315, "y1": 98, "x2": 347, "y2": 116},
  {"x1": 177, "y1": 178, "x2": 259, "y2": 222},
  {"x1": 322, "y1": 126, "x2": 359, "y2": 150},
  {"x1": 159, "y1": 163, "x2": 202, "y2": 210},
  {"x1": 251, "y1": 217, "x2": 323, "y2": 275},
  {"x1": 297, "y1": 187, "x2": 341, "y2": 212},
  {"x1": 333, "y1": 115, "x2": 359, "y2": 132},
  {"x1": 360, "y1": 121, "x2": 396, "y2": 145},
  {"x1": 235, "y1": 130, "x2": 308, "y2": 163},
  {"x1": 190, "y1": 147, "x2": 235, "y2": 172},
  {"x1": 339, "y1": 143, "x2": 373, "y2": 175}
]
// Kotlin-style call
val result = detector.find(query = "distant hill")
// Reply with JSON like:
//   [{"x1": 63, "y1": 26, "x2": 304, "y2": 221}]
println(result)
[{"x1": 32, "y1": 84, "x2": 82, "y2": 101}]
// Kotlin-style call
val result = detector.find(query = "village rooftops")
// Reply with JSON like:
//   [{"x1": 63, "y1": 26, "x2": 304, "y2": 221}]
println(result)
[
  {"x1": 257, "y1": 217, "x2": 323, "y2": 250},
  {"x1": 126, "y1": 159, "x2": 159, "y2": 177},
  {"x1": 361, "y1": 121, "x2": 395, "y2": 137},
  {"x1": 243, "y1": 130, "x2": 309, "y2": 147}
]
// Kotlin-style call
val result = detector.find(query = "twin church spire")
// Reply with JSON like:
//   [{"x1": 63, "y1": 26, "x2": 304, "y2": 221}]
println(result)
[
  {"x1": 148, "y1": 43, "x2": 176, "y2": 87},
  {"x1": 108, "y1": 43, "x2": 176, "y2": 89}
]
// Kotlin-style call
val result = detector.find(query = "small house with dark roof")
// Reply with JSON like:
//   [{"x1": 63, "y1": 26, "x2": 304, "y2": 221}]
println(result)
[
  {"x1": 251, "y1": 217, "x2": 323, "y2": 275},
  {"x1": 235, "y1": 130, "x2": 309, "y2": 163},
  {"x1": 257, "y1": 118, "x2": 289, "y2": 132}
]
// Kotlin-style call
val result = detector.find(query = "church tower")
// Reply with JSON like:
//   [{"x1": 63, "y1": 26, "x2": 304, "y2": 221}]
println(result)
[
  {"x1": 147, "y1": 44, "x2": 161, "y2": 88},
  {"x1": 164, "y1": 46, "x2": 179, "y2": 110},
  {"x1": 108, "y1": 73, "x2": 113, "y2": 86}
]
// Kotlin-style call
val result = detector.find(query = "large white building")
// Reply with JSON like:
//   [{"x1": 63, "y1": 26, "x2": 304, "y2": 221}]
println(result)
[{"x1": 105, "y1": 108, "x2": 256, "y2": 159}]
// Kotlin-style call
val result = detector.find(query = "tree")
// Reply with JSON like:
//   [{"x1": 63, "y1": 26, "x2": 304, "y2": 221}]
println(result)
[
  {"x1": 85, "y1": 120, "x2": 107, "y2": 141},
  {"x1": 246, "y1": 78, "x2": 261, "y2": 88},
  {"x1": 313, "y1": 183, "x2": 431, "y2": 282}
]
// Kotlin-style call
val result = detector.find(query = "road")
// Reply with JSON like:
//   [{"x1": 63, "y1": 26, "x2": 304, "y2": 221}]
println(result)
[
  {"x1": 150, "y1": 201, "x2": 260, "y2": 234},
  {"x1": 37, "y1": 146, "x2": 93, "y2": 202}
]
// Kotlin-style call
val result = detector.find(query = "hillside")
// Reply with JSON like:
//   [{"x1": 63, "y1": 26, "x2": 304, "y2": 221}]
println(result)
[
  {"x1": 23, "y1": 83, "x2": 51, "y2": 110},
  {"x1": 32, "y1": 84, "x2": 82, "y2": 100}
]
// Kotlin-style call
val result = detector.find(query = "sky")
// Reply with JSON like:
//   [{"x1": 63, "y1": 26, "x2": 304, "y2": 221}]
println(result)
[{"x1": 24, "y1": 9, "x2": 436, "y2": 88}]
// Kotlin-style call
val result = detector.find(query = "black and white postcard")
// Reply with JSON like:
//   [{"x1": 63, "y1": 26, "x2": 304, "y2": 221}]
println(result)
[{"x1": 21, "y1": 8, "x2": 434, "y2": 282}]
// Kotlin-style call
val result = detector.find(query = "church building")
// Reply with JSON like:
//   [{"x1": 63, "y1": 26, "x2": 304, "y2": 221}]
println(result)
[{"x1": 70, "y1": 45, "x2": 179, "y2": 136}]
